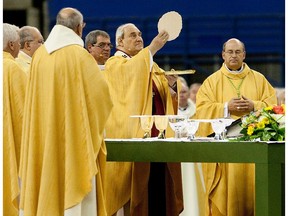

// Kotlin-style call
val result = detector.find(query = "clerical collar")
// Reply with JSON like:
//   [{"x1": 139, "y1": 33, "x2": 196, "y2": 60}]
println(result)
[
  {"x1": 44, "y1": 25, "x2": 83, "y2": 54},
  {"x1": 224, "y1": 63, "x2": 244, "y2": 73},
  {"x1": 115, "y1": 50, "x2": 131, "y2": 59},
  {"x1": 19, "y1": 50, "x2": 32, "y2": 61},
  {"x1": 178, "y1": 106, "x2": 188, "y2": 111},
  {"x1": 98, "y1": 64, "x2": 105, "y2": 71}
]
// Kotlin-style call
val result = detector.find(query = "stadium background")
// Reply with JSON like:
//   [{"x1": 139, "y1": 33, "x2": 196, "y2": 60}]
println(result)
[{"x1": 3, "y1": 0, "x2": 285, "y2": 87}]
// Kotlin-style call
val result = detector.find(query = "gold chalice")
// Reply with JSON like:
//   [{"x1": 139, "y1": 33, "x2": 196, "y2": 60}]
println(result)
[
  {"x1": 154, "y1": 115, "x2": 168, "y2": 139},
  {"x1": 140, "y1": 115, "x2": 154, "y2": 138}
]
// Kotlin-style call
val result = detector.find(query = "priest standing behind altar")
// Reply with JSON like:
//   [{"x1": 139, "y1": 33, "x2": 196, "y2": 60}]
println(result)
[
  {"x1": 189, "y1": 82, "x2": 201, "y2": 113},
  {"x1": 103, "y1": 23, "x2": 183, "y2": 216},
  {"x1": 178, "y1": 76, "x2": 196, "y2": 118},
  {"x1": 19, "y1": 7, "x2": 113, "y2": 216},
  {"x1": 85, "y1": 30, "x2": 113, "y2": 70},
  {"x1": 195, "y1": 38, "x2": 277, "y2": 216}
]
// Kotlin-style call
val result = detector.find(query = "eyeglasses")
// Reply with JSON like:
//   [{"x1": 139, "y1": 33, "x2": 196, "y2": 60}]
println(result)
[
  {"x1": 224, "y1": 50, "x2": 244, "y2": 56},
  {"x1": 93, "y1": 43, "x2": 113, "y2": 49}
]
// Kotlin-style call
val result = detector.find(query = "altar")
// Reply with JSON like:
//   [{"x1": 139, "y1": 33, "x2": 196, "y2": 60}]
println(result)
[{"x1": 105, "y1": 139, "x2": 285, "y2": 216}]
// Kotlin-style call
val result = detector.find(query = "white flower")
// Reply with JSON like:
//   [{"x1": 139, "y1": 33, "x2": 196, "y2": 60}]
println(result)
[{"x1": 270, "y1": 114, "x2": 285, "y2": 124}]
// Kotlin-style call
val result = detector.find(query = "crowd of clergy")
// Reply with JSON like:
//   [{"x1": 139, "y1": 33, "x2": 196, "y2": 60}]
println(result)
[{"x1": 4, "y1": 6, "x2": 281, "y2": 216}]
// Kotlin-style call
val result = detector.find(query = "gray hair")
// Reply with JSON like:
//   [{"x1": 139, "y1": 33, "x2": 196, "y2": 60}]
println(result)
[
  {"x1": 222, "y1": 38, "x2": 246, "y2": 52},
  {"x1": 56, "y1": 7, "x2": 83, "y2": 30},
  {"x1": 3, "y1": 23, "x2": 20, "y2": 50},
  {"x1": 115, "y1": 23, "x2": 135, "y2": 47},
  {"x1": 178, "y1": 76, "x2": 188, "y2": 87},
  {"x1": 85, "y1": 30, "x2": 110, "y2": 49},
  {"x1": 19, "y1": 26, "x2": 40, "y2": 49}
]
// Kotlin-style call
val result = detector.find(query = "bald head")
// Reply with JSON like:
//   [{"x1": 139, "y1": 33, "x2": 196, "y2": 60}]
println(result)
[
  {"x1": 19, "y1": 26, "x2": 42, "y2": 44},
  {"x1": 222, "y1": 38, "x2": 246, "y2": 70},
  {"x1": 56, "y1": 7, "x2": 85, "y2": 36},
  {"x1": 19, "y1": 26, "x2": 44, "y2": 57},
  {"x1": 223, "y1": 38, "x2": 245, "y2": 52}
]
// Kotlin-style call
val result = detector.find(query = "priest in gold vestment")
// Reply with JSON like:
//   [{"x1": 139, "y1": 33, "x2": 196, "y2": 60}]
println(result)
[
  {"x1": 195, "y1": 38, "x2": 277, "y2": 216},
  {"x1": 16, "y1": 25, "x2": 44, "y2": 74},
  {"x1": 104, "y1": 23, "x2": 183, "y2": 216},
  {"x1": 18, "y1": 8, "x2": 113, "y2": 216},
  {"x1": 3, "y1": 23, "x2": 27, "y2": 216}
]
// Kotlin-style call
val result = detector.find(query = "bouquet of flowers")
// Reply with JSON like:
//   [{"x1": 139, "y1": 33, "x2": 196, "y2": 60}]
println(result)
[{"x1": 238, "y1": 104, "x2": 285, "y2": 141}]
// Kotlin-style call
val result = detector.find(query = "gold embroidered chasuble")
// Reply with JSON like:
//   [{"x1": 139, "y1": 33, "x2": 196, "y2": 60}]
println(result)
[
  {"x1": 3, "y1": 51, "x2": 27, "y2": 216},
  {"x1": 103, "y1": 48, "x2": 183, "y2": 216},
  {"x1": 19, "y1": 45, "x2": 113, "y2": 216},
  {"x1": 195, "y1": 63, "x2": 277, "y2": 216}
]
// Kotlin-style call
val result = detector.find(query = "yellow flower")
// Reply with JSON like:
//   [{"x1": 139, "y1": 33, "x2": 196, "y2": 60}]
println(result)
[
  {"x1": 257, "y1": 121, "x2": 265, "y2": 129},
  {"x1": 264, "y1": 106, "x2": 273, "y2": 111},
  {"x1": 261, "y1": 117, "x2": 269, "y2": 125},
  {"x1": 247, "y1": 125, "x2": 254, "y2": 135},
  {"x1": 281, "y1": 104, "x2": 285, "y2": 114},
  {"x1": 239, "y1": 105, "x2": 285, "y2": 141}
]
